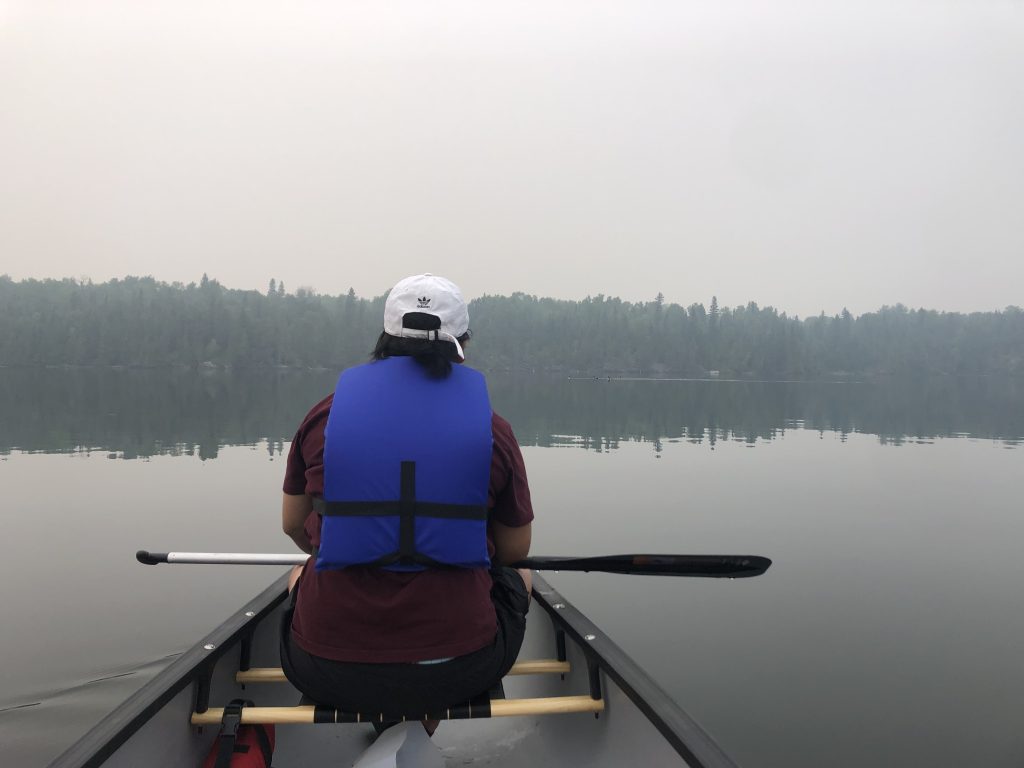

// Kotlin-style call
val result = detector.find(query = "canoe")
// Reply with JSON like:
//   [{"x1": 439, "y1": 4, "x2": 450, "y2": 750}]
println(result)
[{"x1": 47, "y1": 572, "x2": 741, "y2": 767}]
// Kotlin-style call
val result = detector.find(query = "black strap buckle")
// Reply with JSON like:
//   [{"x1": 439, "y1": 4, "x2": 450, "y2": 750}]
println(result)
[
  {"x1": 213, "y1": 699, "x2": 255, "y2": 768},
  {"x1": 220, "y1": 702, "x2": 243, "y2": 738}
]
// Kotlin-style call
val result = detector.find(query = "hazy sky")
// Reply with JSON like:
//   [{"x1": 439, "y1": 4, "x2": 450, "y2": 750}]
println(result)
[{"x1": 1, "y1": 1, "x2": 1021, "y2": 318}]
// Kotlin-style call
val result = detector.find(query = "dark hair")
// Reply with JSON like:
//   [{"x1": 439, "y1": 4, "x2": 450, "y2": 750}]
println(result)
[{"x1": 371, "y1": 327, "x2": 472, "y2": 379}]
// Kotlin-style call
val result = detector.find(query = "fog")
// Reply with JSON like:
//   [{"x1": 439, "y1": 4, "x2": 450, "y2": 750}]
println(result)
[{"x1": 1, "y1": 0, "x2": 1022, "y2": 317}]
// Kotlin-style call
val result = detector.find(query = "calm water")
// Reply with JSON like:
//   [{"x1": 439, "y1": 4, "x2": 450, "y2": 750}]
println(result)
[{"x1": 1, "y1": 369, "x2": 1022, "y2": 767}]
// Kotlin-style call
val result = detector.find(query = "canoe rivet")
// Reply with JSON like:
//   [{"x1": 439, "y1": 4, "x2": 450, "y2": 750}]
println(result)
[
  {"x1": 584, "y1": 634, "x2": 597, "y2": 641},
  {"x1": 553, "y1": 603, "x2": 566, "y2": 609},
  {"x1": 203, "y1": 644, "x2": 216, "y2": 651},
  {"x1": 244, "y1": 611, "x2": 255, "y2": 617}
]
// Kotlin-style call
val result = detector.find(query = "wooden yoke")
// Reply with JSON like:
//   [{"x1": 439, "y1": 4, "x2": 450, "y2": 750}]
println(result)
[{"x1": 191, "y1": 695, "x2": 604, "y2": 726}]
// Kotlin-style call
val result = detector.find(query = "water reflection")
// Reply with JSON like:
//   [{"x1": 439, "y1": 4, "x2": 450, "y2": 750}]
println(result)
[
  {"x1": 0, "y1": 368, "x2": 329, "y2": 459},
  {"x1": 0, "y1": 368, "x2": 1020, "y2": 457},
  {"x1": 503, "y1": 375, "x2": 1024, "y2": 451}
]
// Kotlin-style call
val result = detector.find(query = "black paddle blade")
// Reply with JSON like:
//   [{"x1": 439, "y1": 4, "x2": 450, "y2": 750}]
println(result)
[{"x1": 512, "y1": 554, "x2": 771, "y2": 578}]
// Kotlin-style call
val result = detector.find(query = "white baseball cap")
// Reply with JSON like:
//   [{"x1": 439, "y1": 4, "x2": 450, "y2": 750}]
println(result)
[{"x1": 383, "y1": 274, "x2": 470, "y2": 360}]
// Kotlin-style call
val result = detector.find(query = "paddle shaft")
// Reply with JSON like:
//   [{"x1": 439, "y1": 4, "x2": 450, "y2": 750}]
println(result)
[{"x1": 136, "y1": 550, "x2": 770, "y2": 577}]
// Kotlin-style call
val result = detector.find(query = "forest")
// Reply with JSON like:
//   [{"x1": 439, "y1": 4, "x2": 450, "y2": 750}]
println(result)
[{"x1": 1, "y1": 274, "x2": 1022, "y2": 377}]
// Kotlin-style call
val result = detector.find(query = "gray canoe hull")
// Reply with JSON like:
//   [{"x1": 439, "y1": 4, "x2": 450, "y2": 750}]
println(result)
[{"x1": 49, "y1": 574, "x2": 738, "y2": 768}]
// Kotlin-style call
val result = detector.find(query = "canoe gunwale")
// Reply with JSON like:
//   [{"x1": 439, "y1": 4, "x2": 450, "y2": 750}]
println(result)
[
  {"x1": 47, "y1": 573, "x2": 291, "y2": 768},
  {"x1": 532, "y1": 573, "x2": 741, "y2": 768}
]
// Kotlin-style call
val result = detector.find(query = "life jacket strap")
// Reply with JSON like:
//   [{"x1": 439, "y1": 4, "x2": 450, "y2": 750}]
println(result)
[
  {"x1": 313, "y1": 500, "x2": 488, "y2": 520},
  {"x1": 313, "y1": 460, "x2": 488, "y2": 569}
]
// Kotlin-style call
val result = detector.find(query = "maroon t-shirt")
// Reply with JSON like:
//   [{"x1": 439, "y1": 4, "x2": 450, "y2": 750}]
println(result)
[{"x1": 283, "y1": 392, "x2": 534, "y2": 663}]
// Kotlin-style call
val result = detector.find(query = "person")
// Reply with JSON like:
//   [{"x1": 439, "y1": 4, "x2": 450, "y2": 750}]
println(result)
[{"x1": 278, "y1": 273, "x2": 534, "y2": 732}]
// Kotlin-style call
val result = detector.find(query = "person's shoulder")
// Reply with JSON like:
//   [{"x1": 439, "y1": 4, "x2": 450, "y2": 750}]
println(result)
[
  {"x1": 299, "y1": 392, "x2": 334, "y2": 431},
  {"x1": 490, "y1": 411, "x2": 517, "y2": 442},
  {"x1": 311, "y1": 391, "x2": 334, "y2": 416}
]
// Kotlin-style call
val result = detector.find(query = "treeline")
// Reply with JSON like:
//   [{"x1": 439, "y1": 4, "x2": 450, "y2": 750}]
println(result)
[
  {"x1": 0, "y1": 274, "x2": 384, "y2": 368},
  {"x1": 1, "y1": 275, "x2": 1022, "y2": 377}
]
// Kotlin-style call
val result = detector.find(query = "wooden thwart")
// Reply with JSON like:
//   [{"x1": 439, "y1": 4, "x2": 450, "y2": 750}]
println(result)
[
  {"x1": 235, "y1": 659, "x2": 571, "y2": 685},
  {"x1": 191, "y1": 695, "x2": 604, "y2": 726}
]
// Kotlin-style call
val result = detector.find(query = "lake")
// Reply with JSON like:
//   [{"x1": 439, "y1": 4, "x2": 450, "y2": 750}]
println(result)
[{"x1": 1, "y1": 369, "x2": 1022, "y2": 767}]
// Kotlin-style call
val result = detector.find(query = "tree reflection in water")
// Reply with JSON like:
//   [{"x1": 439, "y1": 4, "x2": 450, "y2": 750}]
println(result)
[{"x1": 0, "y1": 369, "x2": 1020, "y2": 458}]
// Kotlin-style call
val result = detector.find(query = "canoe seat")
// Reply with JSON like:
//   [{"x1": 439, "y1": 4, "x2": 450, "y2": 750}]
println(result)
[
  {"x1": 192, "y1": 694, "x2": 604, "y2": 726},
  {"x1": 235, "y1": 659, "x2": 571, "y2": 685}
]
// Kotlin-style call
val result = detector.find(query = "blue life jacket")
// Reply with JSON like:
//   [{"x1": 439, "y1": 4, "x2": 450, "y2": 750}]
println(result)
[{"x1": 313, "y1": 356, "x2": 493, "y2": 572}]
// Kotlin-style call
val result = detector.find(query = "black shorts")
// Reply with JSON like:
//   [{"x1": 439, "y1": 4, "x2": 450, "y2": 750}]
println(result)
[{"x1": 279, "y1": 567, "x2": 529, "y2": 715}]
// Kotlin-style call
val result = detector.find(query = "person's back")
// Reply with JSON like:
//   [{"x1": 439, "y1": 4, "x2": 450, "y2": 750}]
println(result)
[{"x1": 278, "y1": 274, "x2": 534, "y2": 725}]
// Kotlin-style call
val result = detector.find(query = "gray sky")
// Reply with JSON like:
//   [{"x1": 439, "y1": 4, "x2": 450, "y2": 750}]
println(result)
[{"x1": 1, "y1": 0, "x2": 1021, "y2": 318}]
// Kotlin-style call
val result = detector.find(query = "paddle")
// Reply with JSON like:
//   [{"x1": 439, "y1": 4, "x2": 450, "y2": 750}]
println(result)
[{"x1": 136, "y1": 550, "x2": 770, "y2": 578}]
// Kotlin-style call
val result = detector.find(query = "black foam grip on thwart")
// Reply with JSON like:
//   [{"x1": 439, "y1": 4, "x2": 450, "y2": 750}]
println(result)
[
  {"x1": 324, "y1": 691, "x2": 496, "y2": 725},
  {"x1": 312, "y1": 706, "x2": 335, "y2": 724}
]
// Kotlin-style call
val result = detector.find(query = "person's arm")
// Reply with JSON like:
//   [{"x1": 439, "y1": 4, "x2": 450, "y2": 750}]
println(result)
[
  {"x1": 282, "y1": 493, "x2": 314, "y2": 554},
  {"x1": 489, "y1": 413, "x2": 535, "y2": 565},
  {"x1": 491, "y1": 519, "x2": 531, "y2": 565}
]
